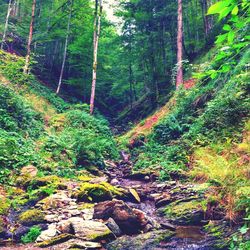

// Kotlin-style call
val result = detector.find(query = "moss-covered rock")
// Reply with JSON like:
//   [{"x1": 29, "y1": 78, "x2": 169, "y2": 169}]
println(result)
[
  {"x1": 162, "y1": 199, "x2": 207, "y2": 225},
  {"x1": 107, "y1": 230, "x2": 175, "y2": 250},
  {"x1": 19, "y1": 209, "x2": 45, "y2": 226},
  {"x1": 0, "y1": 198, "x2": 10, "y2": 215},
  {"x1": 74, "y1": 182, "x2": 125, "y2": 202},
  {"x1": 35, "y1": 234, "x2": 74, "y2": 247}
]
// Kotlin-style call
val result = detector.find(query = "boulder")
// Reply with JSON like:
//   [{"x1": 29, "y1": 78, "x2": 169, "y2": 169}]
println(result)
[
  {"x1": 36, "y1": 223, "x2": 58, "y2": 242},
  {"x1": 105, "y1": 218, "x2": 122, "y2": 237},
  {"x1": 19, "y1": 209, "x2": 45, "y2": 226},
  {"x1": 74, "y1": 182, "x2": 124, "y2": 202},
  {"x1": 107, "y1": 230, "x2": 175, "y2": 250},
  {"x1": 36, "y1": 233, "x2": 74, "y2": 247},
  {"x1": 160, "y1": 199, "x2": 207, "y2": 225},
  {"x1": 94, "y1": 200, "x2": 149, "y2": 234},
  {"x1": 68, "y1": 217, "x2": 113, "y2": 241}
]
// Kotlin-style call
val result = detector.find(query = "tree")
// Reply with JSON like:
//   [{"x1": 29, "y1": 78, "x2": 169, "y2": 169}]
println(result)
[
  {"x1": 176, "y1": 0, "x2": 183, "y2": 88},
  {"x1": 24, "y1": 0, "x2": 36, "y2": 74},
  {"x1": 56, "y1": 0, "x2": 73, "y2": 94},
  {"x1": 90, "y1": 0, "x2": 103, "y2": 114},
  {"x1": 1, "y1": 0, "x2": 13, "y2": 50}
]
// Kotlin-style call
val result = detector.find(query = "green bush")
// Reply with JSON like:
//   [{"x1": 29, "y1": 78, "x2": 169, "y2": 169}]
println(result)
[
  {"x1": 21, "y1": 226, "x2": 42, "y2": 243},
  {"x1": 0, "y1": 85, "x2": 44, "y2": 138}
]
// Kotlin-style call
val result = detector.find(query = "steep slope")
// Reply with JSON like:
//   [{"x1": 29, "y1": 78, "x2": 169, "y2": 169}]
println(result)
[{"x1": 117, "y1": 44, "x2": 250, "y2": 248}]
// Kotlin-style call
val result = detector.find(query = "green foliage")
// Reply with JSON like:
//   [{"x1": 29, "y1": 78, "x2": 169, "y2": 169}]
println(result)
[
  {"x1": 21, "y1": 226, "x2": 42, "y2": 244},
  {"x1": 42, "y1": 109, "x2": 118, "y2": 169}
]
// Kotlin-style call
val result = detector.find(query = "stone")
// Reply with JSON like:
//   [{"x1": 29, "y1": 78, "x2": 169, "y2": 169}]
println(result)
[
  {"x1": 70, "y1": 241, "x2": 102, "y2": 249},
  {"x1": 36, "y1": 234, "x2": 74, "y2": 247},
  {"x1": 110, "y1": 179, "x2": 119, "y2": 185},
  {"x1": 94, "y1": 200, "x2": 149, "y2": 234},
  {"x1": 155, "y1": 194, "x2": 172, "y2": 208},
  {"x1": 106, "y1": 218, "x2": 122, "y2": 236},
  {"x1": 52, "y1": 239, "x2": 102, "y2": 250},
  {"x1": 129, "y1": 188, "x2": 141, "y2": 203},
  {"x1": 21, "y1": 165, "x2": 38, "y2": 177},
  {"x1": 107, "y1": 230, "x2": 175, "y2": 250},
  {"x1": 68, "y1": 217, "x2": 113, "y2": 241},
  {"x1": 89, "y1": 176, "x2": 108, "y2": 184},
  {"x1": 19, "y1": 209, "x2": 45, "y2": 226},
  {"x1": 57, "y1": 220, "x2": 73, "y2": 234},
  {"x1": 81, "y1": 208, "x2": 94, "y2": 220},
  {"x1": 162, "y1": 199, "x2": 207, "y2": 225},
  {"x1": 45, "y1": 214, "x2": 59, "y2": 223},
  {"x1": 36, "y1": 223, "x2": 58, "y2": 242}
]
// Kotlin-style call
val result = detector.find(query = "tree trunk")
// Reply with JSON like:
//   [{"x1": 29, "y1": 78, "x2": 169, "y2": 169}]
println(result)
[
  {"x1": 176, "y1": 0, "x2": 183, "y2": 89},
  {"x1": 23, "y1": 0, "x2": 36, "y2": 74},
  {"x1": 56, "y1": 0, "x2": 73, "y2": 94},
  {"x1": 1, "y1": 0, "x2": 13, "y2": 50},
  {"x1": 90, "y1": 0, "x2": 103, "y2": 114}
]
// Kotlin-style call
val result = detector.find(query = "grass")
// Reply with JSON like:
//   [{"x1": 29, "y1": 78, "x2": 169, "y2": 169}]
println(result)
[{"x1": 189, "y1": 120, "x2": 250, "y2": 221}]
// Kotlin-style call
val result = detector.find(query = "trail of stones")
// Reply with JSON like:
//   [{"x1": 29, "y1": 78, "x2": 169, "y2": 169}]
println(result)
[{"x1": 1, "y1": 158, "x2": 229, "y2": 250}]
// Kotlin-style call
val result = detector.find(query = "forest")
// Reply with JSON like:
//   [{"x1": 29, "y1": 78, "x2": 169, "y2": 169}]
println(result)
[{"x1": 0, "y1": 0, "x2": 249, "y2": 249}]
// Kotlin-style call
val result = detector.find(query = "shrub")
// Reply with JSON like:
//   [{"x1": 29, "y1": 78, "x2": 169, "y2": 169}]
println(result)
[{"x1": 21, "y1": 226, "x2": 42, "y2": 243}]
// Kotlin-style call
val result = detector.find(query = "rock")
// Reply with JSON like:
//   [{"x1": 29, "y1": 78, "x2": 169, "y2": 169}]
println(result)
[
  {"x1": 110, "y1": 179, "x2": 119, "y2": 185},
  {"x1": 45, "y1": 214, "x2": 59, "y2": 223},
  {"x1": 13, "y1": 226, "x2": 30, "y2": 241},
  {"x1": 52, "y1": 239, "x2": 102, "y2": 250},
  {"x1": 36, "y1": 233, "x2": 74, "y2": 247},
  {"x1": 70, "y1": 240, "x2": 102, "y2": 249},
  {"x1": 36, "y1": 223, "x2": 58, "y2": 242},
  {"x1": 19, "y1": 209, "x2": 45, "y2": 226},
  {"x1": 155, "y1": 193, "x2": 172, "y2": 208},
  {"x1": 94, "y1": 200, "x2": 149, "y2": 234},
  {"x1": 57, "y1": 220, "x2": 74, "y2": 234},
  {"x1": 36, "y1": 191, "x2": 73, "y2": 210},
  {"x1": 160, "y1": 199, "x2": 207, "y2": 225},
  {"x1": 21, "y1": 165, "x2": 38, "y2": 177},
  {"x1": 68, "y1": 217, "x2": 113, "y2": 241},
  {"x1": 107, "y1": 230, "x2": 175, "y2": 250},
  {"x1": 105, "y1": 218, "x2": 122, "y2": 237},
  {"x1": 89, "y1": 176, "x2": 108, "y2": 184},
  {"x1": 129, "y1": 188, "x2": 141, "y2": 203},
  {"x1": 81, "y1": 208, "x2": 94, "y2": 220},
  {"x1": 74, "y1": 182, "x2": 124, "y2": 202}
]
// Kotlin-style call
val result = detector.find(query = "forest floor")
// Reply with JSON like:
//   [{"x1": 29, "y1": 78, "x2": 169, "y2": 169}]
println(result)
[{"x1": 1, "y1": 154, "x2": 236, "y2": 250}]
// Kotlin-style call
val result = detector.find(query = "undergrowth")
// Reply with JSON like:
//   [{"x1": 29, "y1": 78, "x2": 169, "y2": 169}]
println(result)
[{"x1": 0, "y1": 51, "x2": 118, "y2": 184}]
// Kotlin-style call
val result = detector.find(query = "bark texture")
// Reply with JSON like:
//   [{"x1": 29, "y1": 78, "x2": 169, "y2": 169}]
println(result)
[
  {"x1": 24, "y1": 0, "x2": 36, "y2": 74},
  {"x1": 90, "y1": 0, "x2": 103, "y2": 114},
  {"x1": 176, "y1": 0, "x2": 183, "y2": 89},
  {"x1": 1, "y1": 0, "x2": 13, "y2": 50},
  {"x1": 56, "y1": 0, "x2": 73, "y2": 94}
]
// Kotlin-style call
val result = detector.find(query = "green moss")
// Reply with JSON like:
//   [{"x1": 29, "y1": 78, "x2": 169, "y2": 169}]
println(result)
[
  {"x1": 203, "y1": 222, "x2": 224, "y2": 238},
  {"x1": 89, "y1": 228, "x2": 113, "y2": 241},
  {"x1": 19, "y1": 209, "x2": 45, "y2": 226},
  {"x1": 164, "y1": 199, "x2": 207, "y2": 224},
  {"x1": 35, "y1": 234, "x2": 74, "y2": 247},
  {"x1": 156, "y1": 230, "x2": 175, "y2": 243},
  {"x1": 0, "y1": 199, "x2": 10, "y2": 215},
  {"x1": 75, "y1": 182, "x2": 124, "y2": 202}
]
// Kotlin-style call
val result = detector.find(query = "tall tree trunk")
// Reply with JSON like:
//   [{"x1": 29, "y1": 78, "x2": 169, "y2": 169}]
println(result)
[
  {"x1": 56, "y1": 0, "x2": 73, "y2": 94},
  {"x1": 176, "y1": 0, "x2": 183, "y2": 89},
  {"x1": 1, "y1": 0, "x2": 13, "y2": 50},
  {"x1": 90, "y1": 0, "x2": 102, "y2": 114},
  {"x1": 23, "y1": 0, "x2": 36, "y2": 74}
]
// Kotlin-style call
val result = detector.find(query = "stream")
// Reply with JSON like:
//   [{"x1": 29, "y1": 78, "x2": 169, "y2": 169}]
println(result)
[{"x1": 0, "y1": 155, "x2": 229, "y2": 250}]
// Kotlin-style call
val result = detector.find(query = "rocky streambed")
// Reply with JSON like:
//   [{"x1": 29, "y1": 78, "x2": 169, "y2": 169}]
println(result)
[{"x1": 0, "y1": 159, "x2": 237, "y2": 249}]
